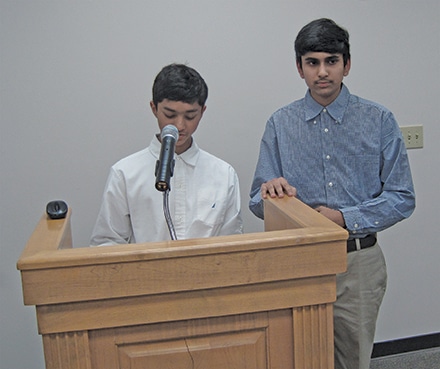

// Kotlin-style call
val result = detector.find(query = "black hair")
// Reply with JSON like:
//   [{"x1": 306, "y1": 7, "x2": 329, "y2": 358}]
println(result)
[
  {"x1": 295, "y1": 18, "x2": 351, "y2": 66},
  {"x1": 152, "y1": 63, "x2": 208, "y2": 107}
]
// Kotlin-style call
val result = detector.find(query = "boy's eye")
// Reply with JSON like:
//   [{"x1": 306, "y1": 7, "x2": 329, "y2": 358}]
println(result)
[
  {"x1": 164, "y1": 114, "x2": 196, "y2": 120},
  {"x1": 327, "y1": 57, "x2": 340, "y2": 65}
]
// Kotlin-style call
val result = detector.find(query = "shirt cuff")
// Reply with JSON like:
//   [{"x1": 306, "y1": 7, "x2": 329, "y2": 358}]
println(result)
[{"x1": 340, "y1": 206, "x2": 363, "y2": 235}]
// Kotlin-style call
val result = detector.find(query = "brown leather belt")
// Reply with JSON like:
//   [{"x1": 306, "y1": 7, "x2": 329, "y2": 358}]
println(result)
[{"x1": 347, "y1": 234, "x2": 377, "y2": 253}]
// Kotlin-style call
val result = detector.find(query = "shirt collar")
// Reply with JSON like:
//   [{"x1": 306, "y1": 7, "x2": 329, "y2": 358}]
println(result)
[
  {"x1": 150, "y1": 135, "x2": 200, "y2": 166},
  {"x1": 304, "y1": 84, "x2": 350, "y2": 124}
]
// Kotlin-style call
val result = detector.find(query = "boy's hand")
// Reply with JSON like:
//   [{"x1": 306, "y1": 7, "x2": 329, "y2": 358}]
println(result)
[
  {"x1": 261, "y1": 177, "x2": 297, "y2": 199},
  {"x1": 315, "y1": 206, "x2": 346, "y2": 227}
]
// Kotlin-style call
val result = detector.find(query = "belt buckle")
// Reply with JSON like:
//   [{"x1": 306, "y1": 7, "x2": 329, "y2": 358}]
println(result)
[{"x1": 355, "y1": 238, "x2": 362, "y2": 251}]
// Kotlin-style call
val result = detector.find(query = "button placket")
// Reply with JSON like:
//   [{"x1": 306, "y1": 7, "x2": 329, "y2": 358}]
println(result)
[
  {"x1": 321, "y1": 108, "x2": 336, "y2": 197},
  {"x1": 173, "y1": 157, "x2": 186, "y2": 235}
]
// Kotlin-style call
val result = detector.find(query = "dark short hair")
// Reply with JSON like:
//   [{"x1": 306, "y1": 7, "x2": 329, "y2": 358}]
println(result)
[
  {"x1": 152, "y1": 63, "x2": 208, "y2": 107},
  {"x1": 295, "y1": 18, "x2": 351, "y2": 66}
]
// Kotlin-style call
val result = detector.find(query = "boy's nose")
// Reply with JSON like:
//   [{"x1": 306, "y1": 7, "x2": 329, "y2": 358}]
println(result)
[
  {"x1": 174, "y1": 116, "x2": 185, "y2": 129},
  {"x1": 318, "y1": 64, "x2": 329, "y2": 77}
]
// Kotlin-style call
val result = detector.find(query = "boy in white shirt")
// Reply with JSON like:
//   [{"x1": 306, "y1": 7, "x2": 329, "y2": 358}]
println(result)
[{"x1": 91, "y1": 63, "x2": 243, "y2": 245}]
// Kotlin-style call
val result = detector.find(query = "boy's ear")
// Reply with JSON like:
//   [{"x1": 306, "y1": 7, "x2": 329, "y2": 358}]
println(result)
[
  {"x1": 343, "y1": 58, "x2": 351, "y2": 76},
  {"x1": 296, "y1": 60, "x2": 305, "y2": 79},
  {"x1": 150, "y1": 101, "x2": 158, "y2": 116}
]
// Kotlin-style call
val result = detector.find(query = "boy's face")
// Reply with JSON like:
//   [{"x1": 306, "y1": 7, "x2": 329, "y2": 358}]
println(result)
[
  {"x1": 150, "y1": 99, "x2": 206, "y2": 155},
  {"x1": 297, "y1": 52, "x2": 350, "y2": 106}
]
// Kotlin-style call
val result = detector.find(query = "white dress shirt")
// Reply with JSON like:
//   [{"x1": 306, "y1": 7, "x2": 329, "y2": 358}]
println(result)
[{"x1": 91, "y1": 136, "x2": 243, "y2": 245}]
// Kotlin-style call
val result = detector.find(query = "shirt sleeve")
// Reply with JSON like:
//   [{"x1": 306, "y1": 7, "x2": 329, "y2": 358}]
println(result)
[
  {"x1": 249, "y1": 118, "x2": 283, "y2": 219},
  {"x1": 90, "y1": 167, "x2": 133, "y2": 246},
  {"x1": 340, "y1": 112, "x2": 415, "y2": 235},
  {"x1": 218, "y1": 166, "x2": 244, "y2": 235}
]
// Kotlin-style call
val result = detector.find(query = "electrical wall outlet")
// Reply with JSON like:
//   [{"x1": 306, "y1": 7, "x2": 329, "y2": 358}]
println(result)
[{"x1": 400, "y1": 125, "x2": 424, "y2": 149}]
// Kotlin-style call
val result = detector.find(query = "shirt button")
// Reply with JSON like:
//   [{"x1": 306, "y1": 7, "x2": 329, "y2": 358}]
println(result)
[
  {"x1": 326, "y1": 155, "x2": 331, "y2": 160},
  {"x1": 328, "y1": 182, "x2": 333, "y2": 187},
  {"x1": 354, "y1": 223, "x2": 359, "y2": 228},
  {"x1": 323, "y1": 108, "x2": 327, "y2": 113},
  {"x1": 324, "y1": 128, "x2": 329, "y2": 133}
]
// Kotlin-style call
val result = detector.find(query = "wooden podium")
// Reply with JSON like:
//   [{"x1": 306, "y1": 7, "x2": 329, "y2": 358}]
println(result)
[{"x1": 17, "y1": 196, "x2": 347, "y2": 369}]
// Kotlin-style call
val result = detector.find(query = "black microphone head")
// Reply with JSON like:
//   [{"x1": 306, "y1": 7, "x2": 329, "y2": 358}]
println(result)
[
  {"x1": 161, "y1": 125, "x2": 179, "y2": 141},
  {"x1": 155, "y1": 125, "x2": 178, "y2": 192}
]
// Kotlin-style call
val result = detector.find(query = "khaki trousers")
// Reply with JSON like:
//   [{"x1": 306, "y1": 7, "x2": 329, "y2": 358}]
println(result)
[{"x1": 334, "y1": 243, "x2": 387, "y2": 369}]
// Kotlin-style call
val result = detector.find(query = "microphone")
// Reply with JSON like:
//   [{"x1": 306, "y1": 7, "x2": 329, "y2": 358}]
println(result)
[{"x1": 155, "y1": 125, "x2": 179, "y2": 191}]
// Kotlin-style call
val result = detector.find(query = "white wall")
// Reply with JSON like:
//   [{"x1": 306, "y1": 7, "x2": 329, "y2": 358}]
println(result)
[{"x1": 1, "y1": 1, "x2": 439, "y2": 368}]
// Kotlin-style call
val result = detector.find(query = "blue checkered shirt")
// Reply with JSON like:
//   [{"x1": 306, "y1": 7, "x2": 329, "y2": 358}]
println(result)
[{"x1": 249, "y1": 85, "x2": 415, "y2": 237}]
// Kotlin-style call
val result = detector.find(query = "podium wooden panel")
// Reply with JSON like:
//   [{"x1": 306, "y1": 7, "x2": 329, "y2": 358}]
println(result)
[{"x1": 17, "y1": 196, "x2": 347, "y2": 369}]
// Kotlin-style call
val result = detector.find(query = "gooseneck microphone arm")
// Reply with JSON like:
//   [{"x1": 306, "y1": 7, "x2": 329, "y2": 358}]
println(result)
[{"x1": 163, "y1": 189, "x2": 177, "y2": 240}]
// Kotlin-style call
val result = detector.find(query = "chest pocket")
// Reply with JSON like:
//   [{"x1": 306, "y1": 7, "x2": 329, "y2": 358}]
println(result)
[{"x1": 196, "y1": 188, "x2": 227, "y2": 226}]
